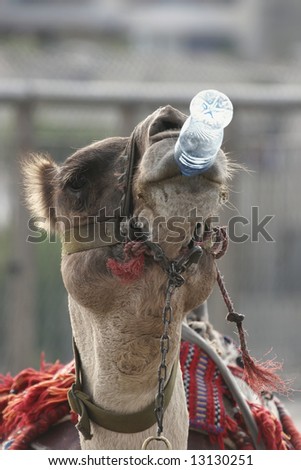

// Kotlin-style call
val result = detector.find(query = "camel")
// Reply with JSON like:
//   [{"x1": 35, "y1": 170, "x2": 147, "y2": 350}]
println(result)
[
  {"x1": 5, "y1": 103, "x2": 299, "y2": 451},
  {"x1": 20, "y1": 104, "x2": 232, "y2": 450}
]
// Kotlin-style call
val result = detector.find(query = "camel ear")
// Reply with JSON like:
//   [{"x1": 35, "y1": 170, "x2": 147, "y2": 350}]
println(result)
[
  {"x1": 22, "y1": 153, "x2": 59, "y2": 230},
  {"x1": 148, "y1": 105, "x2": 186, "y2": 140}
]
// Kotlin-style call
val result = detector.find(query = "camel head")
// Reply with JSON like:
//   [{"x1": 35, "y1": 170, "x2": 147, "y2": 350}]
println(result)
[
  {"x1": 22, "y1": 105, "x2": 230, "y2": 242},
  {"x1": 23, "y1": 105, "x2": 230, "y2": 313}
]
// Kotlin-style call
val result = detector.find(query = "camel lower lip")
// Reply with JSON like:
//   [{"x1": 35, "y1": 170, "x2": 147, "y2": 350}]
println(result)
[
  {"x1": 166, "y1": 172, "x2": 223, "y2": 186},
  {"x1": 202, "y1": 175, "x2": 223, "y2": 185}
]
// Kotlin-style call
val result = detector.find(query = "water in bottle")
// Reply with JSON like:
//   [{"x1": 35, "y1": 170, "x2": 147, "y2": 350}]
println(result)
[{"x1": 174, "y1": 89, "x2": 233, "y2": 176}]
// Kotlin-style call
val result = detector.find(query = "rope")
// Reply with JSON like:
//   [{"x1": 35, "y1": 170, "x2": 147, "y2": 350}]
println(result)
[{"x1": 211, "y1": 229, "x2": 288, "y2": 397}]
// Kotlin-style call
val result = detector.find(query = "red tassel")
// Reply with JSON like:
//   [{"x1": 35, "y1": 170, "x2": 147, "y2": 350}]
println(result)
[
  {"x1": 236, "y1": 322, "x2": 288, "y2": 396},
  {"x1": 274, "y1": 397, "x2": 301, "y2": 450},
  {"x1": 107, "y1": 254, "x2": 145, "y2": 283},
  {"x1": 208, "y1": 432, "x2": 226, "y2": 450},
  {"x1": 6, "y1": 403, "x2": 70, "y2": 450},
  {"x1": 249, "y1": 403, "x2": 287, "y2": 450},
  {"x1": 0, "y1": 374, "x2": 14, "y2": 430},
  {"x1": 106, "y1": 241, "x2": 146, "y2": 283},
  {"x1": 0, "y1": 358, "x2": 75, "y2": 449},
  {"x1": 216, "y1": 267, "x2": 289, "y2": 396},
  {"x1": 0, "y1": 374, "x2": 13, "y2": 393},
  {"x1": 230, "y1": 402, "x2": 290, "y2": 450}
]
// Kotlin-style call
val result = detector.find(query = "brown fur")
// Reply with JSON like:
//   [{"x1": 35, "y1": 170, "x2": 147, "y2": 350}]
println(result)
[{"x1": 23, "y1": 105, "x2": 230, "y2": 449}]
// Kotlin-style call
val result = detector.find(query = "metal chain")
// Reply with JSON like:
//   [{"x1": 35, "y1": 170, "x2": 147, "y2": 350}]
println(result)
[
  {"x1": 141, "y1": 240, "x2": 203, "y2": 445},
  {"x1": 154, "y1": 262, "x2": 185, "y2": 437}
]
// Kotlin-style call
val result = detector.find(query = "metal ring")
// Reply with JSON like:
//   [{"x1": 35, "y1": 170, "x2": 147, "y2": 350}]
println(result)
[{"x1": 141, "y1": 435, "x2": 172, "y2": 450}]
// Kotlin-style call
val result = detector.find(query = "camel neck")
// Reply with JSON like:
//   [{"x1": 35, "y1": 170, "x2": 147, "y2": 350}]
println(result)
[{"x1": 68, "y1": 337, "x2": 178, "y2": 439}]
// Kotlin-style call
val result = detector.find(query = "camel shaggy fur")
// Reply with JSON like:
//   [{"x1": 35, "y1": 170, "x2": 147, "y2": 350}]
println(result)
[{"x1": 22, "y1": 105, "x2": 231, "y2": 450}]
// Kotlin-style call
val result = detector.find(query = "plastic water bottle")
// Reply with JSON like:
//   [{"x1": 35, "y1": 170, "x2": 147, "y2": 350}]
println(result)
[{"x1": 174, "y1": 89, "x2": 233, "y2": 176}]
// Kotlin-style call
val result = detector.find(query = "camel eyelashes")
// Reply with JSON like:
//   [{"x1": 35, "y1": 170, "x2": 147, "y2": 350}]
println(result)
[{"x1": 66, "y1": 174, "x2": 88, "y2": 192}]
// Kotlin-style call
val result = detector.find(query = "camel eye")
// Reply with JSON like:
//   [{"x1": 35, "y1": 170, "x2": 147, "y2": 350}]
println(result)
[{"x1": 67, "y1": 175, "x2": 87, "y2": 192}]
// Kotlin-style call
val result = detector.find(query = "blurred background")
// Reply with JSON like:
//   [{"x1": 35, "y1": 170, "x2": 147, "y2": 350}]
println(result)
[{"x1": 0, "y1": 0, "x2": 300, "y2": 425}]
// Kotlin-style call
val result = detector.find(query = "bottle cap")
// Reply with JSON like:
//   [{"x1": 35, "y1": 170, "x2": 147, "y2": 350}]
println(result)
[{"x1": 190, "y1": 89, "x2": 233, "y2": 129}]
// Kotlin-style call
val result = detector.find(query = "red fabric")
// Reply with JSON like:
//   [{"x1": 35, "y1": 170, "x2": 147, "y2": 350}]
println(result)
[
  {"x1": 0, "y1": 358, "x2": 75, "y2": 450},
  {"x1": 1, "y1": 345, "x2": 301, "y2": 450},
  {"x1": 180, "y1": 340, "x2": 301, "y2": 450},
  {"x1": 230, "y1": 402, "x2": 288, "y2": 450},
  {"x1": 106, "y1": 253, "x2": 145, "y2": 283},
  {"x1": 274, "y1": 397, "x2": 301, "y2": 450},
  {"x1": 106, "y1": 241, "x2": 146, "y2": 283}
]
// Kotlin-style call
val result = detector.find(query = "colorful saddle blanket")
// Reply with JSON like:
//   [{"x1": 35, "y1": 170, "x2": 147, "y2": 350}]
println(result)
[
  {"x1": 180, "y1": 339, "x2": 301, "y2": 450},
  {"x1": 1, "y1": 337, "x2": 301, "y2": 450}
]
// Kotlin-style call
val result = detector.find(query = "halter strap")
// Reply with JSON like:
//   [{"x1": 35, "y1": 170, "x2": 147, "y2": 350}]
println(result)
[
  {"x1": 121, "y1": 127, "x2": 139, "y2": 221},
  {"x1": 68, "y1": 339, "x2": 178, "y2": 439},
  {"x1": 62, "y1": 128, "x2": 140, "y2": 256},
  {"x1": 62, "y1": 219, "x2": 122, "y2": 255}
]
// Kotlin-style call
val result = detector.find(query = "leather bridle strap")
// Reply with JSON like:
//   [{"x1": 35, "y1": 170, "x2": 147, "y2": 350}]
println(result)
[
  {"x1": 68, "y1": 339, "x2": 178, "y2": 440},
  {"x1": 62, "y1": 219, "x2": 122, "y2": 255},
  {"x1": 62, "y1": 128, "x2": 139, "y2": 256},
  {"x1": 121, "y1": 127, "x2": 139, "y2": 221}
]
